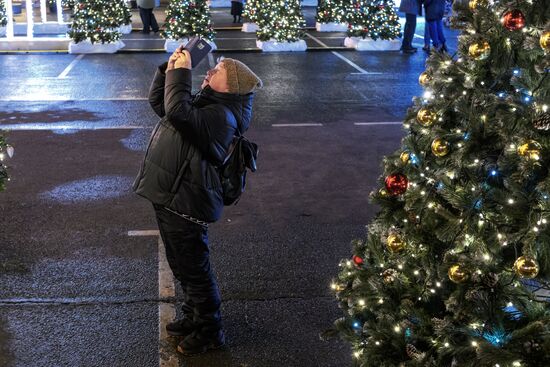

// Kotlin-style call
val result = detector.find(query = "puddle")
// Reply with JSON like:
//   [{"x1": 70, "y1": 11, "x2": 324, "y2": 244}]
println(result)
[{"x1": 40, "y1": 175, "x2": 134, "y2": 203}]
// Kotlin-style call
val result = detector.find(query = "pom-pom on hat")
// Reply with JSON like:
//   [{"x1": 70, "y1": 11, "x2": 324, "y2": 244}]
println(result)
[{"x1": 220, "y1": 58, "x2": 263, "y2": 95}]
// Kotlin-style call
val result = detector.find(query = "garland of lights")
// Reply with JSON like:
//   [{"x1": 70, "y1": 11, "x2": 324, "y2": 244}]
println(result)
[
  {"x1": 0, "y1": 0, "x2": 7, "y2": 27},
  {"x1": 68, "y1": 0, "x2": 130, "y2": 44},
  {"x1": 162, "y1": 0, "x2": 215, "y2": 41},
  {"x1": 255, "y1": 0, "x2": 305, "y2": 42},
  {"x1": 346, "y1": 0, "x2": 401, "y2": 40},
  {"x1": 330, "y1": 0, "x2": 550, "y2": 366},
  {"x1": 316, "y1": 0, "x2": 351, "y2": 24}
]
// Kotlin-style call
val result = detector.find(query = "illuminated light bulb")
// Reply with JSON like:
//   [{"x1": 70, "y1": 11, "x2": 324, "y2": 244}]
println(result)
[
  {"x1": 358, "y1": 299, "x2": 366, "y2": 306},
  {"x1": 430, "y1": 288, "x2": 436, "y2": 293},
  {"x1": 375, "y1": 341, "x2": 380, "y2": 346},
  {"x1": 483, "y1": 254, "x2": 491, "y2": 261},
  {"x1": 436, "y1": 282, "x2": 441, "y2": 287},
  {"x1": 397, "y1": 264, "x2": 403, "y2": 270},
  {"x1": 414, "y1": 270, "x2": 419, "y2": 275},
  {"x1": 444, "y1": 342, "x2": 450, "y2": 347},
  {"x1": 394, "y1": 325, "x2": 401, "y2": 333},
  {"x1": 353, "y1": 351, "x2": 361, "y2": 358},
  {"x1": 378, "y1": 298, "x2": 384, "y2": 304},
  {"x1": 472, "y1": 341, "x2": 478, "y2": 347},
  {"x1": 513, "y1": 362, "x2": 521, "y2": 367}
]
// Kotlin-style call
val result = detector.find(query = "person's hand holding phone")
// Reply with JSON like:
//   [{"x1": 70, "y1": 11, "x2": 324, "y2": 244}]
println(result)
[
  {"x1": 167, "y1": 49, "x2": 180, "y2": 71},
  {"x1": 174, "y1": 49, "x2": 192, "y2": 70}
]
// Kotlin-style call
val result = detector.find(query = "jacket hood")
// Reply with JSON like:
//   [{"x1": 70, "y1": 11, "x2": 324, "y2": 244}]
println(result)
[{"x1": 193, "y1": 86, "x2": 255, "y2": 135}]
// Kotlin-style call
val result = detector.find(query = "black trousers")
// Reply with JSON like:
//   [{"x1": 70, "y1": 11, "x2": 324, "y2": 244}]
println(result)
[
  {"x1": 139, "y1": 7, "x2": 159, "y2": 33},
  {"x1": 154, "y1": 204, "x2": 222, "y2": 330},
  {"x1": 402, "y1": 13, "x2": 417, "y2": 49}
]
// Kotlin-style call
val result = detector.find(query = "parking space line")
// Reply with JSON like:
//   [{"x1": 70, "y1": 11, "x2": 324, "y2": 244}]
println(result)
[
  {"x1": 57, "y1": 54, "x2": 85, "y2": 79},
  {"x1": 304, "y1": 33, "x2": 380, "y2": 75},
  {"x1": 272, "y1": 123, "x2": 323, "y2": 127},
  {"x1": 0, "y1": 97, "x2": 149, "y2": 101},
  {"x1": 129, "y1": 230, "x2": 178, "y2": 366},
  {"x1": 0, "y1": 124, "x2": 148, "y2": 131},
  {"x1": 354, "y1": 121, "x2": 402, "y2": 126}
]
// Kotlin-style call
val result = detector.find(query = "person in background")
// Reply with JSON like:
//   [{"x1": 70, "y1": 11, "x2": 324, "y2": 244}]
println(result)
[
  {"x1": 424, "y1": 0, "x2": 448, "y2": 52},
  {"x1": 137, "y1": 0, "x2": 159, "y2": 34},
  {"x1": 423, "y1": 25, "x2": 431, "y2": 52},
  {"x1": 231, "y1": 0, "x2": 244, "y2": 23},
  {"x1": 399, "y1": 0, "x2": 422, "y2": 54}
]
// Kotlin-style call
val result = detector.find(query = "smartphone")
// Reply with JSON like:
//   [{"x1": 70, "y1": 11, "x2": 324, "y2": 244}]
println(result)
[{"x1": 183, "y1": 37, "x2": 213, "y2": 68}]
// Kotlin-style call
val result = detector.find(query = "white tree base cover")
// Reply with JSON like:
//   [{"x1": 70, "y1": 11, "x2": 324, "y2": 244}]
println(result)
[
  {"x1": 0, "y1": 27, "x2": 5, "y2": 37},
  {"x1": 256, "y1": 39, "x2": 307, "y2": 52},
  {"x1": 315, "y1": 22, "x2": 347, "y2": 32},
  {"x1": 241, "y1": 22, "x2": 258, "y2": 33},
  {"x1": 344, "y1": 36, "x2": 401, "y2": 51},
  {"x1": 164, "y1": 39, "x2": 218, "y2": 53},
  {"x1": 118, "y1": 24, "x2": 133, "y2": 34},
  {"x1": 69, "y1": 40, "x2": 125, "y2": 54}
]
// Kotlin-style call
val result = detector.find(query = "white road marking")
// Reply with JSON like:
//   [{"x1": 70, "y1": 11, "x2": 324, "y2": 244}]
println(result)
[
  {"x1": 128, "y1": 230, "x2": 178, "y2": 367},
  {"x1": 272, "y1": 123, "x2": 323, "y2": 127},
  {"x1": 57, "y1": 54, "x2": 85, "y2": 79},
  {"x1": 305, "y1": 33, "x2": 381, "y2": 75},
  {"x1": 0, "y1": 124, "x2": 148, "y2": 131},
  {"x1": 354, "y1": 121, "x2": 402, "y2": 126},
  {"x1": 0, "y1": 97, "x2": 149, "y2": 101},
  {"x1": 128, "y1": 230, "x2": 160, "y2": 236}
]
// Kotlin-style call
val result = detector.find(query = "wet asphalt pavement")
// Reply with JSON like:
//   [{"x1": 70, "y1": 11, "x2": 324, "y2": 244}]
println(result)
[{"x1": 0, "y1": 9, "x2": 460, "y2": 367}]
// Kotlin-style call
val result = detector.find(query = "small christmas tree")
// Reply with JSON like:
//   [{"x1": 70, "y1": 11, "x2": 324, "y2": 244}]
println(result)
[
  {"x1": 256, "y1": 0, "x2": 305, "y2": 42},
  {"x1": 243, "y1": 0, "x2": 262, "y2": 24},
  {"x1": 68, "y1": 0, "x2": 124, "y2": 44},
  {"x1": 1, "y1": 0, "x2": 7, "y2": 28},
  {"x1": 347, "y1": 0, "x2": 401, "y2": 40},
  {"x1": 0, "y1": 136, "x2": 13, "y2": 192},
  {"x1": 113, "y1": 0, "x2": 132, "y2": 27},
  {"x1": 331, "y1": 0, "x2": 550, "y2": 366},
  {"x1": 162, "y1": 0, "x2": 215, "y2": 42},
  {"x1": 316, "y1": 0, "x2": 350, "y2": 24}
]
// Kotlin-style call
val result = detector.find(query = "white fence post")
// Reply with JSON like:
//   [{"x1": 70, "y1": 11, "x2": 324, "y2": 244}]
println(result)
[
  {"x1": 25, "y1": 0, "x2": 33, "y2": 38},
  {"x1": 56, "y1": 0, "x2": 63, "y2": 24},
  {"x1": 40, "y1": 0, "x2": 47, "y2": 23},
  {"x1": 6, "y1": 0, "x2": 14, "y2": 39}
]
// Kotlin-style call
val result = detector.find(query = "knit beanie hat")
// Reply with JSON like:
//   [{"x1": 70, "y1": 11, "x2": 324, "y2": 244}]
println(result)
[{"x1": 221, "y1": 58, "x2": 263, "y2": 95}]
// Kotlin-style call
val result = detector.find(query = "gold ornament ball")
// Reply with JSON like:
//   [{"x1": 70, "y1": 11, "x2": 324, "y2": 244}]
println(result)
[
  {"x1": 387, "y1": 234, "x2": 406, "y2": 253},
  {"x1": 468, "y1": 41, "x2": 491, "y2": 60},
  {"x1": 417, "y1": 108, "x2": 437, "y2": 127},
  {"x1": 431, "y1": 138, "x2": 450, "y2": 157},
  {"x1": 400, "y1": 151, "x2": 410, "y2": 164},
  {"x1": 541, "y1": 31, "x2": 550, "y2": 51},
  {"x1": 418, "y1": 72, "x2": 431, "y2": 86},
  {"x1": 468, "y1": 0, "x2": 489, "y2": 11},
  {"x1": 448, "y1": 264, "x2": 469, "y2": 283},
  {"x1": 517, "y1": 140, "x2": 542, "y2": 160},
  {"x1": 514, "y1": 256, "x2": 539, "y2": 279}
]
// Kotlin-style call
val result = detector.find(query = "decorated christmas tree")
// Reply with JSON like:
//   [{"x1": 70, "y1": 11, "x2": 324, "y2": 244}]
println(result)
[
  {"x1": 316, "y1": 0, "x2": 350, "y2": 24},
  {"x1": 68, "y1": 0, "x2": 125, "y2": 44},
  {"x1": 330, "y1": 0, "x2": 550, "y2": 366},
  {"x1": 0, "y1": 136, "x2": 13, "y2": 192},
  {"x1": 113, "y1": 0, "x2": 132, "y2": 27},
  {"x1": 162, "y1": 0, "x2": 215, "y2": 42},
  {"x1": 1, "y1": 0, "x2": 7, "y2": 28},
  {"x1": 243, "y1": 0, "x2": 262, "y2": 24},
  {"x1": 256, "y1": 0, "x2": 305, "y2": 42},
  {"x1": 347, "y1": 0, "x2": 401, "y2": 40}
]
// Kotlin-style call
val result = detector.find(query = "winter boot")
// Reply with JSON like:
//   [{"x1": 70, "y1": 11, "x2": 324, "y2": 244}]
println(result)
[
  {"x1": 177, "y1": 329, "x2": 226, "y2": 356},
  {"x1": 166, "y1": 318, "x2": 196, "y2": 337}
]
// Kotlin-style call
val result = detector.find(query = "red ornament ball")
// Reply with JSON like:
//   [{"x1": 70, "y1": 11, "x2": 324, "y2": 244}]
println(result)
[
  {"x1": 352, "y1": 255, "x2": 364, "y2": 266},
  {"x1": 385, "y1": 173, "x2": 409, "y2": 196},
  {"x1": 502, "y1": 9, "x2": 525, "y2": 31}
]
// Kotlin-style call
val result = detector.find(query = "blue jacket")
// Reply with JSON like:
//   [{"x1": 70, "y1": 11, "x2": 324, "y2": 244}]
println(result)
[
  {"x1": 399, "y1": 0, "x2": 422, "y2": 15},
  {"x1": 424, "y1": 0, "x2": 445, "y2": 21}
]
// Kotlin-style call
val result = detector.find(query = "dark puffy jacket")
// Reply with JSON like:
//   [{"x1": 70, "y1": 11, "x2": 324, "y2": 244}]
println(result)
[
  {"x1": 133, "y1": 63, "x2": 255, "y2": 222},
  {"x1": 424, "y1": 0, "x2": 445, "y2": 21}
]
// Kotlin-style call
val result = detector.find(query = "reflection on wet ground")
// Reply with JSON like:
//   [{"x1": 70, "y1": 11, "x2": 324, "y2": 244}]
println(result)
[
  {"x1": 40, "y1": 175, "x2": 134, "y2": 203},
  {"x1": 119, "y1": 128, "x2": 152, "y2": 152},
  {"x1": 0, "y1": 108, "x2": 102, "y2": 124}
]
